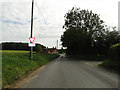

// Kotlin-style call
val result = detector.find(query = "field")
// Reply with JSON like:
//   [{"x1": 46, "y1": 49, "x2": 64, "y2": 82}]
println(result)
[{"x1": 2, "y1": 50, "x2": 59, "y2": 87}]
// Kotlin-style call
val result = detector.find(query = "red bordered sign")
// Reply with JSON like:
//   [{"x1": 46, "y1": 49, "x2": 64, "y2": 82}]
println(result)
[{"x1": 29, "y1": 37, "x2": 35, "y2": 43}]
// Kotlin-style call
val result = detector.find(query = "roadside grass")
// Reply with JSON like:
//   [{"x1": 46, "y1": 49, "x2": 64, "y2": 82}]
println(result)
[
  {"x1": 33, "y1": 53, "x2": 60, "y2": 67},
  {"x1": 2, "y1": 50, "x2": 59, "y2": 87},
  {"x1": 70, "y1": 54, "x2": 120, "y2": 72},
  {"x1": 70, "y1": 54, "x2": 103, "y2": 61},
  {"x1": 99, "y1": 60, "x2": 120, "y2": 70}
]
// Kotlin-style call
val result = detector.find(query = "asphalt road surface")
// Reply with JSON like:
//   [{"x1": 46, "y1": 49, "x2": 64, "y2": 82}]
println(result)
[{"x1": 19, "y1": 55, "x2": 118, "y2": 88}]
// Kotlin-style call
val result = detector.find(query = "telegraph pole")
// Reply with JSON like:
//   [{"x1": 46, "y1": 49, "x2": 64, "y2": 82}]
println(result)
[{"x1": 30, "y1": 0, "x2": 34, "y2": 60}]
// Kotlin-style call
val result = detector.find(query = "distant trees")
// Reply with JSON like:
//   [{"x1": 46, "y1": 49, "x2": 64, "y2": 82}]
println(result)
[
  {"x1": 61, "y1": 7, "x2": 120, "y2": 56},
  {"x1": 1, "y1": 42, "x2": 29, "y2": 51},
  {"x1": 1, "y1": 42, "x2": 46, "y2": 53}
]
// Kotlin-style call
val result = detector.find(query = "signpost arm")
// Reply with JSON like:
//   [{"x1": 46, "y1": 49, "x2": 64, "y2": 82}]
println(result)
[{"x1": 30, "y1": 0, "x2": 34, "y2": 60}]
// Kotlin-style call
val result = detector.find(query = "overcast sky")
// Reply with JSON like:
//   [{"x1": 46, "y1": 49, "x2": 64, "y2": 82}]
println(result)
[{"x1": 0, "y1": 0, "x2": 119, "y2": 48}]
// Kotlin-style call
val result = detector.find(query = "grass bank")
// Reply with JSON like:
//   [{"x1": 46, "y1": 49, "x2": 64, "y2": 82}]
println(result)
[
  {"x1": 70, "y1": 54, "x2": 120, "y2": 72},
  {"x1": 99, "y1": 60, "x2": 120, "y2": 71},
  {"x1": 2, "y1": 50, "x2": 59, "y2": 87},
  {"x1": 69, "y1": 54, "x2": 103, "y2": 61}
]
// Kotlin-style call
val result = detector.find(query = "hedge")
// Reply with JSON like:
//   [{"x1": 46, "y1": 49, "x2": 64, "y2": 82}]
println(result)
[
  {"x1": 109, "y1": 43, "x2": 120, "y2": 61},
  {"x1": 1, "y1": 42, "x2": 46, "y2": 52}
]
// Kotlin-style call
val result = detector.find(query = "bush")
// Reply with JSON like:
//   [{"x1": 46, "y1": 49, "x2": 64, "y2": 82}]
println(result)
[
  {"x1": 34, "y1": 44, "x2": 42, "y2": 53},
  {"x1": 109, "y1": 43, "x2": 120, "y2": 61}
]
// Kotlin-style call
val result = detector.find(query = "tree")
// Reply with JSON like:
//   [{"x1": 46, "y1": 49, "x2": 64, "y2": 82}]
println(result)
[
  {"x1": 61, "y1": 7, "x2": 106, "y2": 55},
  {"x1": 104, "y1": 27, "x2": 120, "y2": 54},
  {"x1": 105, "y1": 27, "x2": 120, "y2": 46},
  {"x1": 35, "y1": 44, "x2": 42, "y2": 53}
]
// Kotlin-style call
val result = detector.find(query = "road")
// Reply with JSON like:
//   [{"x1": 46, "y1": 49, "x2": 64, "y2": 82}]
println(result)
[{"x1": 19, "y1": 55, "x2": 118, "y2": 88}]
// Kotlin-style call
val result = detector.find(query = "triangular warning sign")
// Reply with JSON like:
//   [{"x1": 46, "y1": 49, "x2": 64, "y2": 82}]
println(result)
[{"x1": 29, "y1": 37, "x2": 35, "y2": 43}]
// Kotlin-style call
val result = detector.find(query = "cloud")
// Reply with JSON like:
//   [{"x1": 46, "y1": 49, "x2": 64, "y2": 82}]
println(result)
[
  {"x1": 36, "y1": 33, "x2": 60, "y2": 39},
  {"x1": 2, "y1": 19, "x2": 25, "y2": 25}
]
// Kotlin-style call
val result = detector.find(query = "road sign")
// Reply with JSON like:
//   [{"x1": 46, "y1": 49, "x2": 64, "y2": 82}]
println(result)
[
  {"x1": 29, "y1": 37, "x2": 35, "y2": 43},
  {"x1": 28, "y1": 43, "x2": 35, "y2": 47}
]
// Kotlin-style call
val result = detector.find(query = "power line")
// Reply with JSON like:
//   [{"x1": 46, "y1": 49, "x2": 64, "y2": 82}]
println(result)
[
  {"x1": 34, "y1": 1, "x2": 48, "y2": 25},
  {"x1": 34, "y1": 1, "x2": 64, "y2": 29}
]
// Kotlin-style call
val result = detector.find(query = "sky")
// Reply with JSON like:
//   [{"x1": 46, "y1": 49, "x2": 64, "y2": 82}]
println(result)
[{"x1": 0, "y1": 0, "x2": 119, "y2": 48}]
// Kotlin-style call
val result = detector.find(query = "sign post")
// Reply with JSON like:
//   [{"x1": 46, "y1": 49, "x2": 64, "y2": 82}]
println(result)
[{"x1": 30, "y1": 0, "x2": 34, "y2": 60}]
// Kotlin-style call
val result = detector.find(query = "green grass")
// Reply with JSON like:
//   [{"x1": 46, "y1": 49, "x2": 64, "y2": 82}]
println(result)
[
  {"x1": 98, "y1": 60, "x2": 120, "y2": 74},
  {"x1": 1, "y1": 50, "x2": 30, "y2": 53},
  {"x1": 2, "y1": 50, "x2": 59, "y2": 87},
  {"x1": 70, "y1": 54, "x2": 103, "y2": 61},
  {"x1": 99, "y1": 59, "x2": 120, "y2": 69}
]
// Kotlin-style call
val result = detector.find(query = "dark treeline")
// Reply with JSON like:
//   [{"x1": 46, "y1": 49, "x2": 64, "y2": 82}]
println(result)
[
  {"x1": 1, "y1": 42, "x2": 46, "y2": 52},
  {"x1": 61, "y1": 7, "x2": 120, "y2": 58}
]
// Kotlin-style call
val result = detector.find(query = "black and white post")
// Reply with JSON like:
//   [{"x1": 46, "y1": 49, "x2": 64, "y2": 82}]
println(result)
[{"x1": 30, "y1": 0, "x2": 34, "y2": 60}]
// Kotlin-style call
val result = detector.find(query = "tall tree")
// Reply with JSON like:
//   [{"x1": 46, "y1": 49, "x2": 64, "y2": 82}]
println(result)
[{"x1": 61, "y1": 7, "x2": 106, "y2": 55}]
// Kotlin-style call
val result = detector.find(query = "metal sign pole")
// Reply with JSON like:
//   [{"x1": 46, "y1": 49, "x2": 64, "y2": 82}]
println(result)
[{"x1": 30, "y1": 0, "x2": 34, "y2": 60}]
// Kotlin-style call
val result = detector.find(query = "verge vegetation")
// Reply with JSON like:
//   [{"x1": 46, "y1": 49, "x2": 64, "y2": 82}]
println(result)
[
  {"x1": 99, "y1": 43, "x2": 120, "y2": 70},
  {"x1": 2, "y1": 50, "x2": 59, "y2": 87}
]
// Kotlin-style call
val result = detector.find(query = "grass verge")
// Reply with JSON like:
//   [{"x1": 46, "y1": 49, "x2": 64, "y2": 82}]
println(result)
[
  {"x1": 99, "y1": 60, "x2": 120, "y2": 71},
  {"x1": 69, "y1": 54, "x2": 103, "y2": 61},
  {"x1": 2, "y1": 50, "x2": 59, "y2": 88}
]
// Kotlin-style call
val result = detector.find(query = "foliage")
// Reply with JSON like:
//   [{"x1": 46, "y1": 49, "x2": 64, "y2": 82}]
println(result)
[
  {"x1": 93, "y1": 28, "x2": 120, "y2": 56},
  {"x1": 70, "y1": 54, "x2": 103, "y2": 61},
  {"x1": 61, "y1": 7, "x2": 120, "y2": 56},
  {"x1": 1, "y1": 42, "x2": 29, "y2": 51},
  {"x1": 109, "y1": 43, "x2": 120, "y2": 61},
  {"x1": 99, "y1": 59, "x2": 120, "y2": 69},
  {"x1": 1, "y1": 42, "x2": 46, "y2": 52},
  {"x1": 61, "y1": 28, "x2": 92, "y2": 54},
  {"x1": 99, "y1": 43, "x2": 120, "y2": 71},
  {"x1": 61, "y1": 7, "x2": 106, "y2": 55},
  {"x1": 34, "y1": 44, "x2": 42, "y2": 53},
  {"x1": 105, "y1": 27, "x2": 120, "y2": 47},
  {"x1": 2, "y1": 50, "x2": 59, "y2": 87}
]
